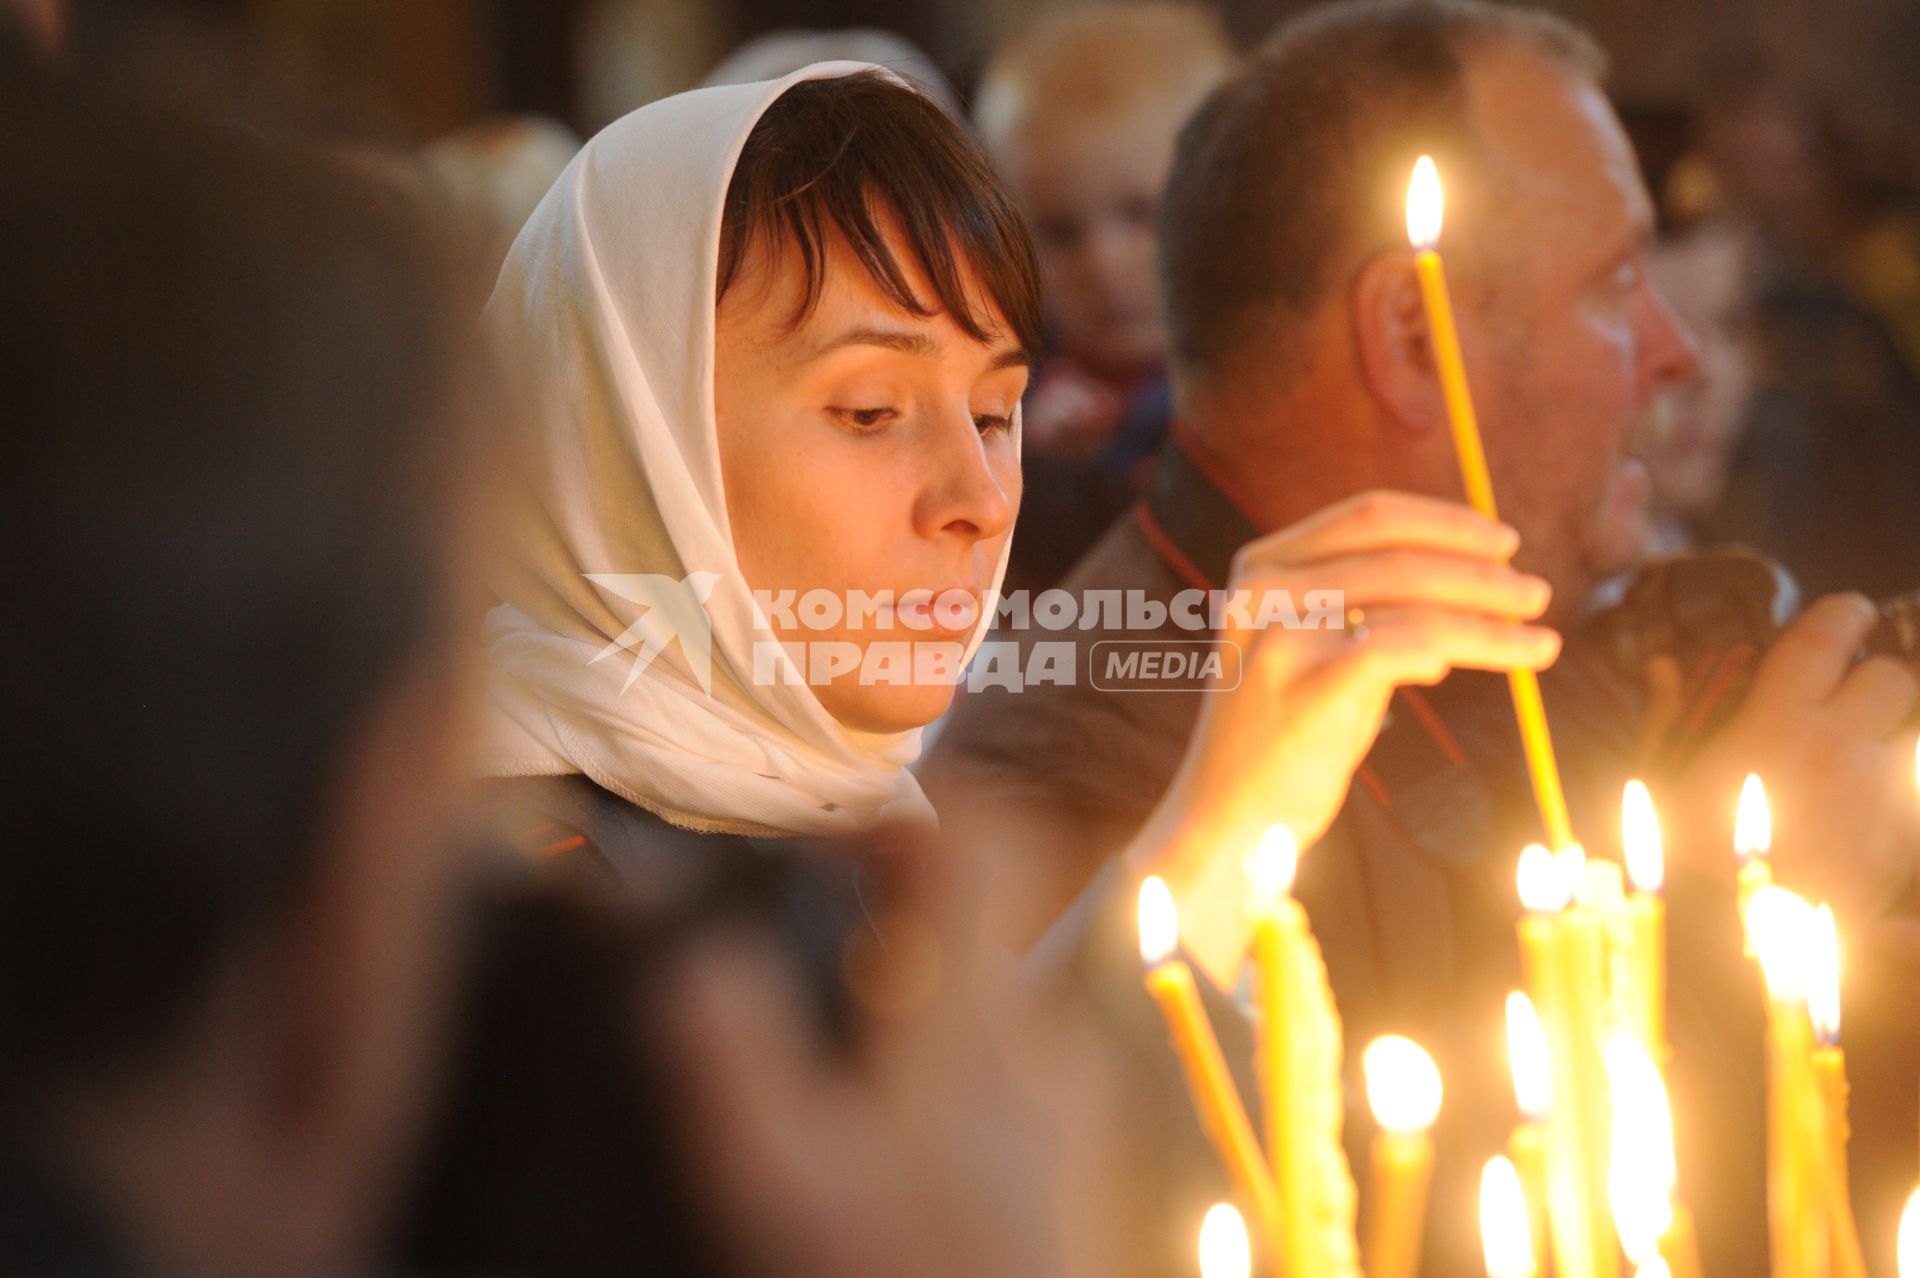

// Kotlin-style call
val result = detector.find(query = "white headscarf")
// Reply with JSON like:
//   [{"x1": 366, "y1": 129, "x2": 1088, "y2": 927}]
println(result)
[{"x1": 476, "y1": 63, "x2": 1014, "y2": 838}]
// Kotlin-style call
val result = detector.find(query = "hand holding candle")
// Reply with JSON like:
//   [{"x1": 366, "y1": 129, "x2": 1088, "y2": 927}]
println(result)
[{"x1": 1363, "y1": 1035, "x2": 1442, "y2": 1278}]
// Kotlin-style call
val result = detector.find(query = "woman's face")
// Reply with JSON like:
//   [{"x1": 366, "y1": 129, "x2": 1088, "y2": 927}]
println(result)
[{"x1": 714, "y1": 218, "x2": 1027, "y2": 733}]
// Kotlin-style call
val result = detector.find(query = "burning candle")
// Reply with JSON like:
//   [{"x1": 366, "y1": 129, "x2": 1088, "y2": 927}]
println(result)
[
  {"x1": 1604, "y1": 1034, "x2": 1677, "y2": 1268},
  {"x1": 1515, "y1": 843, "x2": 1605, "y2": 1278},
  {"x1": 1809, "y1": 904, "x2": 1867, "y2": 1278},
  {"x1": 1482, "y1": 1154, "x2": 1538, "y2": 1278},
  {"x1": 1736, "y1": 773, "x2": 1774, "y2": 939},
  {"x1": 1138, "y1": 875, "x2": 1280, "y2": 1240},
  {"x1": 1251, "y1": 825, "x2": 1316, "y2": 1278},
  {"x1": 1198, "y1": 1203, "x2": 1252, "y2": 1278},
  {"x1": 1623, "y1": 779, "x2": 1668, "y2": 1053},
  {"x1": 1363, "y1": 1035, "x2": 1442, "y2": 1278},
  {"x1": 1747, "y1": 884, "x2": 1829, "y2": 1278},
  {"x1": 1404, "y1": 154, "x2": 1573, "y2": 853},
  {"x1": 1506, "y1": 991, "x2": 1552, "y2": 1270}
]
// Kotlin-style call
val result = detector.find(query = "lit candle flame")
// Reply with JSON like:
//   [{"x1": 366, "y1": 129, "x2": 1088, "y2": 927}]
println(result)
[
  {"x1": 1623, "y1": 779, "x2": 1664, "y2": 894},
  {"x1": 1246, "y1": 823, "x2": 1299, "y2": 903},
  {"x1": 1198, "y1": 1202, "x2": 1252, "y2": 1278},
  {"x1": 1137, "y1": 875, "x2": 1179, "y2": 966},
  {"x1": 1810, "y1": 902, "x2": 1842, "y2": 1043},
  {"x1": 1517, "y1": 843, "x2": 1572, "y2": 912},
  {"x1": 1898, "y1": 1186, "x2": 1920, "y2": 1278},
  {"x1": 1558, "y1": 843, "x2": 1592, "y2": 904},
  {"x1": 1480, "y1": 1154, "x2": 1536, "y2": 1278},
  {"x1": 1505, "y1": 991, "x2": 1553, "y2": 1120},
  {"x1": 1364, "y1": 1035, "x2": 1443, "y2": 1134},
  {"x1": 1735, "y1": 773, "x2": 1771, "y2": 863},
  {"x1": 1605, "y1": 1034, "x2": 1677, "y2": 1264},
  {"x1": 1407, "y1": 155, "x2": 1444, "y2": 250},
  {"x1": 1634, "y1": 1260, "x2": 1673, "y2": 1278},
  {"x1": 1746, "y1": 885, "x2": 1820, "y2": 1004}
]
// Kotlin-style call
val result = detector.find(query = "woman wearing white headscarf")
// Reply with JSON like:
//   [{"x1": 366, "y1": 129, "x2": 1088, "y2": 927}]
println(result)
[{"x1": 474, "y1": 60, "x2": 1560, "y2": 960}]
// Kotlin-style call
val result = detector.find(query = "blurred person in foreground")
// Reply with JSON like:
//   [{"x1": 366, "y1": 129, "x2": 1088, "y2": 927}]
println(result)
[
  {"x1": 927, "y1": 2, "x2": 1920, "y2": 1273},
  {"x1": 0, "y1": 48, "x2": 484, "y2": 1274},
  {"x1": 975, "y1": 4, "x2": 1236, "y2": 587}
]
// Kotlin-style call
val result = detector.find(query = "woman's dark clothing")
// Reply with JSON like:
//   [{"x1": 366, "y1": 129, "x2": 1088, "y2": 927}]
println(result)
[{"x1": 397, "y1": 777, "x2": 871, "y2": 1278}]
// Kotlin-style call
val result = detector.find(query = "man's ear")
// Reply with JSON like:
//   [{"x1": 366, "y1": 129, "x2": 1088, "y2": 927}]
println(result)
[{"x1": 1352, "y1": 250, "x2": 1446, "y2": 437}]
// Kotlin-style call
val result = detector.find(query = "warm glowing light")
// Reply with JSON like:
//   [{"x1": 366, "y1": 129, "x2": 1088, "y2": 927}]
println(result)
[
  {"x1": 1138, "y1": 875, "x2": 1178, "y2": 966},
  {"x1": 1480, "y1": 1154, "x2": 1536, "y2": 1278},
  {"x1": 1735, "y1": 773, "x2": 1771, "y2": 862},
  {"x1": 1558, "y1": 844, "x2": 1592, "y2": 903},
  {"x1": 1605, "y1": 1034, "x2": 1677, "y2": 1264},
  {"x1": 1505, "y1": 991, "x2": 1553, "y2": 1120},
  {"x1": 1746, "y1": 885, "x2": 1819, "y2": 1004},
  {"x1": 1898, "y1": 1187, "x2": 1920, "y2": 1278},
  {"x1": 1623, "y1": 780, "x2": 1665, "y2": 893},
  {"x1": 1634, "y1": 1259, "x2": 1673, "y2": 1278},
  {"x1": 1246, "y1": 824, "x2": 1299, "y2": 902},
  {"x1": 1198, "y1": 1202, "x2": 1252, "y2": 1278},
  {"x1": 1364, "y1": 1035, "x2": 1443, "y2": 1134},
  {"x1": 1810, "y1": 903, "x2": 1842, "y2": 1043},
  {"x1": 1407, "y1": 155, "x2": 1444, "y2": 249},
  {"x1": 1517, "y1": 843, "x2": 1572, "y2": 912}
]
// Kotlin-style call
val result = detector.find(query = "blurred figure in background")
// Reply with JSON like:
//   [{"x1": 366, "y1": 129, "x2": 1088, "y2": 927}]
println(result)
[
  {"x1": 418, "y1": 114, "x2": 582, "y2": 277},
  {"x1": 974, "y1": 4, "x2": 1235, "y2": 588},
  {"x1": 0, "y1": 49, "x2": 486, "y2": 1275},
  {"x1": 1637, "y1": 224, "x2": 1756, "y2": 555},
  {"x1": 1694, "y1": 66, "x2": 1920, "y2": 599},
  {"x1": 701, "y1": 26, "x2": 962, "y2": 117}
]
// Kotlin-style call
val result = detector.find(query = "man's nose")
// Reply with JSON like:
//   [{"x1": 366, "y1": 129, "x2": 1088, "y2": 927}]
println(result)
[
  {"x1": 1639, "y1": 282, "x2": 1701, "y2": 394},
  {"x1": 912, "y1": 412, "x2": 1018, "y2": 545}
]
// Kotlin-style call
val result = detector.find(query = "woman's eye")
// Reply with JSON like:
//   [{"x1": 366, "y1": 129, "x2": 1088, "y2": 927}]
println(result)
[
  {"x1": 974, "y1": 412, "x2": 1014, "y2": 437},
  {"x1": 830, "y1": 406, "x2": 897, "y2": 432}
]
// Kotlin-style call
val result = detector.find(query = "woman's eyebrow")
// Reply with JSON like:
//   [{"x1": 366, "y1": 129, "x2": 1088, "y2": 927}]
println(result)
[{"x1": 801, "y1": 324, "x2": 1033, "y2": 371}]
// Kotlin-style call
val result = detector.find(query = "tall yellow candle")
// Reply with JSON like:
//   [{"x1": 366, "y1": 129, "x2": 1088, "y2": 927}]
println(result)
[
  {"x1": 1605, "y1": 1034, "x2": 1677, "y2": 1271},
  {"x1": 1251, "y1": 825, "x2": 1316, "y2": 1278},
  {"x1": 1363, "y1": 1035, "x2": 1442, "y2": 1278},
  {"x1": 1623, "y1": 779, "x2": 1668, "y2": 1054},
  {"x1": 1811, "y1": 905, "x2": 1868, "y2": 1278},
  {"x1": 1898, "y1": 1187, "x2": 1920, "y2": 1278},
  {"x1": 1405, "y1": 155, "x2": 1574, "y2": 854},
  {"x1": 1506, "y1": 990, "x2": 1553, "y2": 1272},
  {"x1": 1516, "y1": 844, "x2": 1601, "y2": 1278},
  {"x1": 1748, "y1": 885, "x2": 1830, "y2": 1278},
  {"x1": 1138, "y1": 876, "x2": 1281, "y2": 1241}
]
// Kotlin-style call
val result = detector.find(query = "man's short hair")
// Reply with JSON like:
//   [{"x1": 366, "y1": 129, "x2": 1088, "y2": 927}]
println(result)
[{"x1": 1157, "y1": 0, "x2": 1605, "y2": 382}]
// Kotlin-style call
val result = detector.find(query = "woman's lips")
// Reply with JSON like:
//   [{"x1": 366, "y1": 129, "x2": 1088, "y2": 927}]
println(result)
[{"x1": 889, "y1": 585, "x2": 982, "y2": 634}]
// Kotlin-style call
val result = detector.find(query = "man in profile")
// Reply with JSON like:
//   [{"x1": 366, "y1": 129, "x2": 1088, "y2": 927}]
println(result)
[{"x1": 928, "y1": 3, "x2": 1920, "y2": 1273}]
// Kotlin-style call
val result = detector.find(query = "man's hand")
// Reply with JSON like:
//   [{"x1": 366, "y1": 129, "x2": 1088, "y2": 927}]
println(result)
[
  {"x1": 1129, "y1": 490, "x2": 1562, "y2": 985},
  {"x1": 1673, "y1": 593, "x2": 1920, "y2": 921}
]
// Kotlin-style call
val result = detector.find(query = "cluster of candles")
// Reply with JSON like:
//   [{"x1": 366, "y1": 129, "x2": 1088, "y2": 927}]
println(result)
[
  {"x1": 1149, "y1": 771, "x2": 1920, "y2": 1278},
  {"x1": 1138, "y1": 154, "x2": 1920, "y2": 1278}
]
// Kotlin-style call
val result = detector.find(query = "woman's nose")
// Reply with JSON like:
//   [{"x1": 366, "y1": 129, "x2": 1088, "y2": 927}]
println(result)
[{"x1": 912, "y1": 411, "x2": 1018, "y2": 544}]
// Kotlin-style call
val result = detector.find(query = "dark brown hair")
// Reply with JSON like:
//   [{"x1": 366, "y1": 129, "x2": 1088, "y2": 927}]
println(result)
[
  {"x1": 1158, "y1": 0, "x2": 1605, "y2": 382},
  {"x1": 718, "y1": 70, "x2": 1044, "y2": 358}
]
